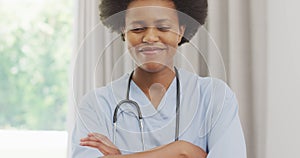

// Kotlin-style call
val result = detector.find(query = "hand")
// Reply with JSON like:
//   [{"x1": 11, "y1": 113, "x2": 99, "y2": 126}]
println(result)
[{"x1": 80, "y1": 133, "x2": 121, "y2": 156}]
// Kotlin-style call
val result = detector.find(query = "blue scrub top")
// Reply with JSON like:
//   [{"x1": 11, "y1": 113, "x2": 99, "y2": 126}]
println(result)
[{"x1": 71, "y1": 68, "x2": 247, "y2": 158}]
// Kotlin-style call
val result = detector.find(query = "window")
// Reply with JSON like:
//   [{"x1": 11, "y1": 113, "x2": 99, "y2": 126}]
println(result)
[{"x1": 0, "y1": 0, "x2": 72, "y2": 157}]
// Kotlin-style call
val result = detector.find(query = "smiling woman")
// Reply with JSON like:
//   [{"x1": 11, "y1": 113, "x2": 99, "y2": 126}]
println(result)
[
  {"x1": 122, "y1": 2, "x2": 185, "y2": 108},
  {"x1": 71, "y1": 0, "x2": 246, "y2": 158},
  {"x1": 124, "y1": 2, "x2": 185, "y2": 73}
]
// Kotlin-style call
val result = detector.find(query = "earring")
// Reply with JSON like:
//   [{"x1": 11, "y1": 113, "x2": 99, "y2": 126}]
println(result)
[{"x1": 121, "y1": 33, "x2": 125, "y2": 41}]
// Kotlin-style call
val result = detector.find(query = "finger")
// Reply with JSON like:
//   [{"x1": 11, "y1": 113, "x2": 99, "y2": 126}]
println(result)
[
  {"x1": 81, "y1": 136, "x2": 102, "y2": 142},
  {"x1": 80, "y1": 137, "x2": 101, "y2": 145},
  {"x1": 81, "y1": 133, "x2": 109, "y2": 143},
  {"x1": 83, "y1": 134, "x2": 107, "y2": 145},
  {"x1": 80, "y1": 137, "x2": 92, "y2": 141},
  {"x1": 84, "y1": 133, "x2": 121, "y2": 155},
  {"x1": 88, "y1": 133, "x2": 108, "y2": 139},
  {"x1": 80, "y1": 140, "x2": 102, "y2": 147},
  {"x1": 80, "y1": 140, "x2": 120, "y2": 155},
  {"x1": 80, "y1": 141, "x2": 109, "y2": 155},
  {"x1": 88, "y1": 133, "x2": 116, "y2": 148}
]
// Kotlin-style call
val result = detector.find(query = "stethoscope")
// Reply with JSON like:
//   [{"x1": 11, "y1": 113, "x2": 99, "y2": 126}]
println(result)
[{"x1": 113, "y1": 67, "x2": 180, "y2": 151}]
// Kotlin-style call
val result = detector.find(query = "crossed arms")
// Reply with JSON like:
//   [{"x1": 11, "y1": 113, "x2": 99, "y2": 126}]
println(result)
[{"x1": 80, "y1": 133, "x2": 207, "y2": 158}]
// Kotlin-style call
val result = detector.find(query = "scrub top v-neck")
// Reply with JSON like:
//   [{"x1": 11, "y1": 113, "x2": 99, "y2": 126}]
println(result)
[{"x1": 71, "y1": 68, "x2": 247, "y2": 158}]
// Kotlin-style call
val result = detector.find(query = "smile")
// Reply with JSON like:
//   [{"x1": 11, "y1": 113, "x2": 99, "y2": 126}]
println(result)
[{"x1": 137, "y1": 46, "x2": 167, "y2": 55}]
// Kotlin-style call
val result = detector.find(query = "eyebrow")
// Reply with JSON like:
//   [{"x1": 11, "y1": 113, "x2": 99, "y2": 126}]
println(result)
[{"x1": 128, "y1": 19, "x2": 172, "y2": 25}]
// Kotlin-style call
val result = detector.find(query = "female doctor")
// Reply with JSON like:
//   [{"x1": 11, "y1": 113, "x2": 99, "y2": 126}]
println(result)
[{"x1": 72, "y1": 0, "x2": 247, "y2": 157}]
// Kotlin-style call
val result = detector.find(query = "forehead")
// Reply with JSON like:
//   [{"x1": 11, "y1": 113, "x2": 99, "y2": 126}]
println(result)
[
  {"x1": 127, "y1": 0, "x2": 175, "y2": 9},
  {"x1": 125, "y1": 0, "x2": 178, "y2": 23}
]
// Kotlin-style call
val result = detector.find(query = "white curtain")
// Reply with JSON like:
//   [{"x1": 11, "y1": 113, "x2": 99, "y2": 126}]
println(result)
[
  {"x1": 69, "y1": 0, "x2": 300, "y2": 158},
  {"x1": 207, "y1": 1, "x2": 267, "y2": 158}
]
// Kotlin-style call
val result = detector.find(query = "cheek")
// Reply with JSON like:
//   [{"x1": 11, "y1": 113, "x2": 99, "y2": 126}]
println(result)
[
  {"x1": 163, "y1": 31, "x2": 182, "y2": 45},
  {"x1": 125, "y1": 33, "x2": 140, "y2": 47},
  {"x1": 164, "y1": 36, "x2": 180, "y2": 49},
  {"x1": 125, "y1": 35, "x2": 139, "y2": 56}
]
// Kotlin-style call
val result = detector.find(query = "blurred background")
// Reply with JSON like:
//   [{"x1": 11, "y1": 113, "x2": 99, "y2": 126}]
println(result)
[
  {"x1": 0, "y1": 0, "x2": 299, "y2": 158},
  {"x1": 0, "y1": 0, "x2": 71, "y2": 157}
]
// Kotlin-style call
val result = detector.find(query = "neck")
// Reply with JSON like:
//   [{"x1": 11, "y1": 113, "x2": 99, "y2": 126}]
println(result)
[
  {"x1": 132, "y1": 66, "x2": 175, "y2": 90},
  {"x1": 132, "y1": 66, "x2": 176, "y2": 108}
]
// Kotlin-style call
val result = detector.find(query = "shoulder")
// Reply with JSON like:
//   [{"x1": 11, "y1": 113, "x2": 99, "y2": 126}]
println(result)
[
  {"x1": 178, "y1": 68, "x2": 234, "y2": 99},
  {"x1": 178, "y1": 68, "x2": 237, "y2": 115},
  {"x1": 78, "y1": 73, "x2": 130, "y2": 111},
  {"x1": 199, "y1": 76, "x2": 235, "y2": 101}
]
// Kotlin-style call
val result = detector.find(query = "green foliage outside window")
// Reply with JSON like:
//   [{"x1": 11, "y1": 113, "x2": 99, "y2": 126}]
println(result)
[{"x1": 0, "y1": 0, "x2": 72, "y2": 130}]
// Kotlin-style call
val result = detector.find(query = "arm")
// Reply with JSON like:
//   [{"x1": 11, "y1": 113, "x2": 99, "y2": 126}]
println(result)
[
  {"x1": 205, "y1": 81, "x2": 247, "y2": 158},
  {"x1": 111, "y1": 140, "x2": 207, "y2": 158},
  {"x1": 71, "y1": 90, "x2": 112, "y2": 158},
  {"x1": 81, "y1": 137, "x2": 207, "y2": 158}
]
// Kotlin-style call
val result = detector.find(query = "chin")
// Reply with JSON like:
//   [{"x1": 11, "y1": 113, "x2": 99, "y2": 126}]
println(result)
[{"x1": 138, "y1": 63, "x2": 170, "y2": 73}]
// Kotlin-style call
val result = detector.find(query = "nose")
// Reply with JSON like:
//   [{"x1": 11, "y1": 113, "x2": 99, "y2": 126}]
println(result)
[{"x1": 142, "y1": 27, "x2": 159, "y2": 43}]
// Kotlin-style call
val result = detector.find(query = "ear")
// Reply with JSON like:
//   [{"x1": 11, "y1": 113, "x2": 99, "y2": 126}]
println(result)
[{"x1": 178, "y1": 25, "x2": 186, "y2": 43}]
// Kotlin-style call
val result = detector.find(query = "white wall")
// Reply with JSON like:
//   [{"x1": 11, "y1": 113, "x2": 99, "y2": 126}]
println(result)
[{"x1": 266, "y1": 0, "x2": 300, "y2": 157}]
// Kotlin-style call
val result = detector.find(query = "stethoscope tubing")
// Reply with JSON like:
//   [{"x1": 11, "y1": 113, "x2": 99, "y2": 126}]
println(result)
[
  {"x1": 113, "y1": 99, "x2": 145, "y2": 150},
  {"x1": 112, "y1": 67, "x2": 180, "y2": 151}
]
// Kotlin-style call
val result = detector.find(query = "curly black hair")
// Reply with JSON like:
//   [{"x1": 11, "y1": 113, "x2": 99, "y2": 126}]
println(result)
[{"x1": 99, "y1": 0, "x2": 208, "y2": 45}]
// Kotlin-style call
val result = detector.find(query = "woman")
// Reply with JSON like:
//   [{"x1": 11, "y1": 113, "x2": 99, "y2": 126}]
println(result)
[{"x1": 72, "y1": 0, "x2": 246, "y2": 157}]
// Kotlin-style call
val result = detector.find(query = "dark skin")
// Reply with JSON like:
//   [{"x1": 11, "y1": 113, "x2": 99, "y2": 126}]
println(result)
[
  {"x1": 80, "y1": 0, "x2": 208, "y2": 157},
  {"x1": 80, "y1": 133, "x2": 207, "y2": 158},
  {"x1": 102, "y1": 140, "x2": 207, "y2": 158},
  {"x1": 132, "y1": 66, "x2": 175, "y2": 108}
]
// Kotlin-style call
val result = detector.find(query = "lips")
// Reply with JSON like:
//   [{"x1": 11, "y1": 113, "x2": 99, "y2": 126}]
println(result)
[{"x1": 137, "y1": 46, "x2": 167, "y2": 55}]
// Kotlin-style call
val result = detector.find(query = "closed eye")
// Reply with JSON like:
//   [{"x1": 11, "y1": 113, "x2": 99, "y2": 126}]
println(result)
[
  {"x1": 130, "y1": 27, "x2": 146, "y2": 33},
  {"x1": 157, "y1": 26, "x2": 171, "y2": 32}
]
